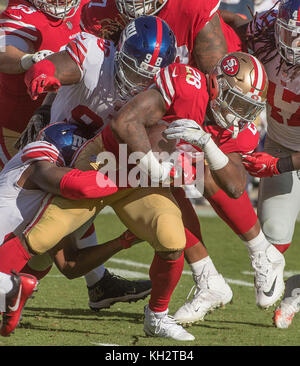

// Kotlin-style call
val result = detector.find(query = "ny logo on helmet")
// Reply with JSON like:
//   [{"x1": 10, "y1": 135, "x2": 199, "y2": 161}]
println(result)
[{"x1": 221, "y1": 56, "x2": 240, "y2": 76}]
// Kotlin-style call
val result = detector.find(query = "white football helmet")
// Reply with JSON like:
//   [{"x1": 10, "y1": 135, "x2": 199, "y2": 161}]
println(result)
[
  {"x1": 115, "y1": 0, "x2": 167, "y2": 20},
  {"x1": 29, "y1": 0, "x2": 80, "y2": 19},
  {"x1": 275, "y1": 0, "x2": 300, "y2": 65},
  {"x1": 208, "y1": 52, "x2": 268, "y2": 138}
]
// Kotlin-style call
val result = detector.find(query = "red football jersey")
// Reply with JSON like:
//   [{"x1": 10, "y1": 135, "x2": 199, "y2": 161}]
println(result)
[
  {"x1": 0, "y1": 0, "x2": 89, "y2": 133},
  {"x1": 81, "y1": 0, "x2": 221, "y2": 64}
]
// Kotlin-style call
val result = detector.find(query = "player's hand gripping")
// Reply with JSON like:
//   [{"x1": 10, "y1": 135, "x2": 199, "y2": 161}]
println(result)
[
  {"x1": 164, "y1": 119, "x2": 211, "y2": 149},
  {"x1": 14, "y1": 104, "x2": 51, "y2": 150},
  {"x1": 24, "y1": 59, "x2": 61, "y2": 100},
  {"x1": 242, "y1": 152, "x2": 280, "y2": 177}
]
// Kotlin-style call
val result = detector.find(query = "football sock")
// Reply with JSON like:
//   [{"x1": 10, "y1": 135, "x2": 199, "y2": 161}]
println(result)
[
  {"x1": 243, "y1": 229, "x2": 270, "y2": 254},
  {"x1": 272, "y1": 243, "x2": 290, "y2": 253},
  {"x1": 19, "y1": 263, "x2": 52, "y2": 280},
  {"x1": 190, "y1": 256, "x2": 219, "y2": 279},
  {"x1": 0, "y1": 235, "x2": 31, "y2": 274},
  {"x1": 0, "y1": 272, "x2": 13, "y2": 293},
  {"x1": 149, "y1": 252, "x2": 184, "y2": 313},
  {"x1": 207, "y1": 189, "x2": 257, "y2": 235}
]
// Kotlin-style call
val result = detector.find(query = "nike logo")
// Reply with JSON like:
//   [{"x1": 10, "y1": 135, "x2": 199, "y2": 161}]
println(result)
[
  {"x1": 8, "y1": 284, "x2": 22, "y2": 312},
  {"x1": 263, "y1": 277, "x2": 277, "y2": 297},
  {"x1": 9, "y1": 14, "x2": 22, "y2": 20},
  {"x1": 258, "y1": 164, "x2": 267, "y2": 173},
  {"x1": 172, "y1": 67, "x2": 178, "y2": 78}
]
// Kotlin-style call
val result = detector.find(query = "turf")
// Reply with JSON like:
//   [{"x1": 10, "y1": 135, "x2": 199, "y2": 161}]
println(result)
[{"x1": 1, "y1": 213, "x2": 300, "y2": 348}]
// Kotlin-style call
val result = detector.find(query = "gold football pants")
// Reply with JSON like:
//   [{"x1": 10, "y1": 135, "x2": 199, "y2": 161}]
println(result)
[{"x1": 24, "y1": 133, "x2": 186, "y2": 254}]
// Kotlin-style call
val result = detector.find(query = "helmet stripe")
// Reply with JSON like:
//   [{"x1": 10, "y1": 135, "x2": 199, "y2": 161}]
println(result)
[
  {"x1": 149, "y1": 17, "x2": 163, "y2": 67},
  {"x1": 249, "y1": 54, "x2": 265, "y2": 96}
]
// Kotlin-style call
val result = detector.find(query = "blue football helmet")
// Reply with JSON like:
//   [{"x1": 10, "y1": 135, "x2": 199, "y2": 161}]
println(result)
[
  {"x1": 115, "y1": 0, "x2": 168, "y2": 20},
  {"x1": 114, "y1": 15, "x2": 177, "y2": 99},
  {"x1": 275, "y1": 0, "x2": 300, "y2": 65},
  {"x1": 37, "y1": 122, "x2": 93, "y2": 166}
]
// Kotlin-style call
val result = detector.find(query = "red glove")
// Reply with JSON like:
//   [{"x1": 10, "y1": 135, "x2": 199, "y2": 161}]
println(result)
[
  {"x1": 24, "y1": 59, "x2": 61, "y2": 100},
  {"x1": 169, "y1": 153, "x2": 196, "y2": 185},
  {"x1": 242, "y1": 152, "x2": 280, "y2": 177},
  {"x1": 119, "y1": 230, "x2": 142, "y2": 249}
]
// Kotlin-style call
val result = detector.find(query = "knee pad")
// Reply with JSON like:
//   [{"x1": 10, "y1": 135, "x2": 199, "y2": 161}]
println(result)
[
  {"x1": 154, "y1": 212, "x2": 186, "y2": 252},
  {"x1": 262, "y1": 218, "x2": 293, "y2": 245}
]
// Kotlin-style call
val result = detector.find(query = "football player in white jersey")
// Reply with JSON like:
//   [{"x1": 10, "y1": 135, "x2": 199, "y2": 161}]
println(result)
[
  {"x1": 0, "y1": 121, "x2": 149, "y2": 337},
  {"x1": 236, "y1": 0, "x2": 300, "y2": 328}
]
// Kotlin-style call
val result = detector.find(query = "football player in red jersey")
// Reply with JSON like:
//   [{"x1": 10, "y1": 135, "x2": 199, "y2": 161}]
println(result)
[
  {"x1": 108, "y1": 51, "x2": 284, "y2": 321},
  {"x1": 77, "y1": 0, "x2": 286, "y2": 319},
  {"x1": 0, "y1": 0, "x2": 89, "y2": 168},
  {"x1": 0, "y1": 0, "x2": 156, "y2": 313}
]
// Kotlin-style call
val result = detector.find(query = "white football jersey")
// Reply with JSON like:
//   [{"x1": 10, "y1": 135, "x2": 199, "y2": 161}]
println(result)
[
  {"x1": 50, "y1": 32, "x2": 126, "y2": 133},
  {"x1": 249, "y1": 11, "x2": 300, "y2": 151},
  {"x1": 0, "y1": 141, "x2": 64, "y2": 245}
]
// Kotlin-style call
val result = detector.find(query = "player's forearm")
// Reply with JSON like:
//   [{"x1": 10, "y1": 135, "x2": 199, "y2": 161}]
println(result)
[
  {"x1": 277, "y1": 153, "x2": 300, "y2": 173},
  {"x1": 0, "y1": 45, "x2": 28, "y2": 74},
  {"x1": 54, "y1": 238, "x2": 124, "y2": 279},
  {"x1": 211, "y1": 159, "x2": 247, "y2": 199}
]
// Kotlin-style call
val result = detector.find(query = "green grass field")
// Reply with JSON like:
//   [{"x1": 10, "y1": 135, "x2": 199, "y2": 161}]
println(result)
[{"x1": 1, "y1": 213, "x2": 300, "y2": 348}]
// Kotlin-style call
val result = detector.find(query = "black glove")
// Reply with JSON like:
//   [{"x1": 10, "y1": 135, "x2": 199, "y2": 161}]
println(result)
[{"x1": 15, "y1": 105, "x2": 51, "y2": 150}]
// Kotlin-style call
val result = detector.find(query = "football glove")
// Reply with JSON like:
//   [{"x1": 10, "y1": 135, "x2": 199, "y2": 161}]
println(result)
[
  {"x1": 242, "y1": 152, "x2": 280, "y2": 177},
  {"x1": 164, "y1": 119, "x2": 211, "y2": 149},
  {"x1": 14, "y1": 104, "x2": 51, "y2": 150},
  {"x1": 25, "y1": 59, "x2": 61, "y2": 100}
]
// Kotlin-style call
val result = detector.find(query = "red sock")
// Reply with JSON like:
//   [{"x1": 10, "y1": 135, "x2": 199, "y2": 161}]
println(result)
[
  {"x1": 207, "y1": 189, "x2": 257, "y2": 235},
  {"x1": 19, "y1": 263, "x2": 53, "y2": 280},
  {"x1": 0, "y1": 234, "x2": 31, "y2": 274},
  {"x1": 272, "y1": 243, "x2": 290, "y2": 253},
  {"x1": 172, "y1": 187, "x2": 203, "y2": 241},
  {"x1": 148, "y1": 252, "x2": 184, "y2": 312},
  {"x1": 185, "y1": 228, "x2": 200, "y2": 249}
]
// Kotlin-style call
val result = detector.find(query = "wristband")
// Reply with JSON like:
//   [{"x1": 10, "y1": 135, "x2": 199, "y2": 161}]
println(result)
[
  {"x1": 20, "y1": 53, "x2": 34, "y2": 71},
  {"x1": 202, "y1": 138, "x2": 229, "y2": 170},
  {"x1": 60, "y1": 169, "x2": 118, "y2": 200},
  {"x1": 277, "y1": 156, "x2": 294, "y2": 174}
]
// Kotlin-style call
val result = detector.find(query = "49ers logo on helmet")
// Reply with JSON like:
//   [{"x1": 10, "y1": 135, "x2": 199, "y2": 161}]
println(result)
[{"x1": 221, "y1": 56, "x2": 240, "y2": 76}]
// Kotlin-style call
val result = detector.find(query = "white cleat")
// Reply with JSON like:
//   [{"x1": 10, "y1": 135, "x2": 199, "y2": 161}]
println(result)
[
  {"x1": 143, "y1": 305, "x2": 195, "y2": 341},
  {"x1": 173, "y1": 274, "x2": 233, "y2": 325},
  {"x1": 250, "y1": 245, "x2": 285, "y2": 309},
  {"x1": 273, "y1": 275, "x2": 300, "y2": 329}
]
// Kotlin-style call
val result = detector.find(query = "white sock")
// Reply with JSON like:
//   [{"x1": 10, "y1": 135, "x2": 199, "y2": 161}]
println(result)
[
  {"x1": 0, "y1": 273, "x2": 13, "y2": 312},
  {"x1": 190, "y1": 256, "x2": 219, "y2": 280},
  {"x1": 0, "y1": 272, "x2": 13, "y2": 293},
  {"x1": 75, "y1": 231, "x2": 106, "y2": 287},
  {"x1": 244, "y1": 230, "x2": 270, "y2": 255}
]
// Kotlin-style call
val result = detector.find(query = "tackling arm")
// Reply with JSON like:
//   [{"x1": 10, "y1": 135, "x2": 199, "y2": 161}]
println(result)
[
  {"x1": 49, "y1": 231, "x2": 140, "y2": 279},
  {"x1": 20, "y1": 160, "x2": 118, "y2": 199},
  {"x1": 110, "y1": 87, "x2": 166, "y2": 154},
  {"x1": 242, "y1": 151, "x2": 300, "y2": 177},
  {"x1": 24, "y1": 50, "x2": 82, "y2": 100}
]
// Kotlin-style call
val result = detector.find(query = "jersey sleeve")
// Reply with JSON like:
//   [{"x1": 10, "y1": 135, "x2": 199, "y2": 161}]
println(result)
[
  {"x1": 66, "y1": 31, "x2": 109, "y2": 80},
  {"x1": 214, "y1": 123, "x2": 259, "y2": 155},
  {"x1": 21, "y1": 141, "x2": 65, "y2": 166},
  {"x1": 193, "y1": 0, "x2": 221, "y2": 33},
  {"x1": 0, "y1": 4, "x2": 42, "y2": 49},
  {"x1": 154, "y1": 63, "x2": 209, "y2": 125}
]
